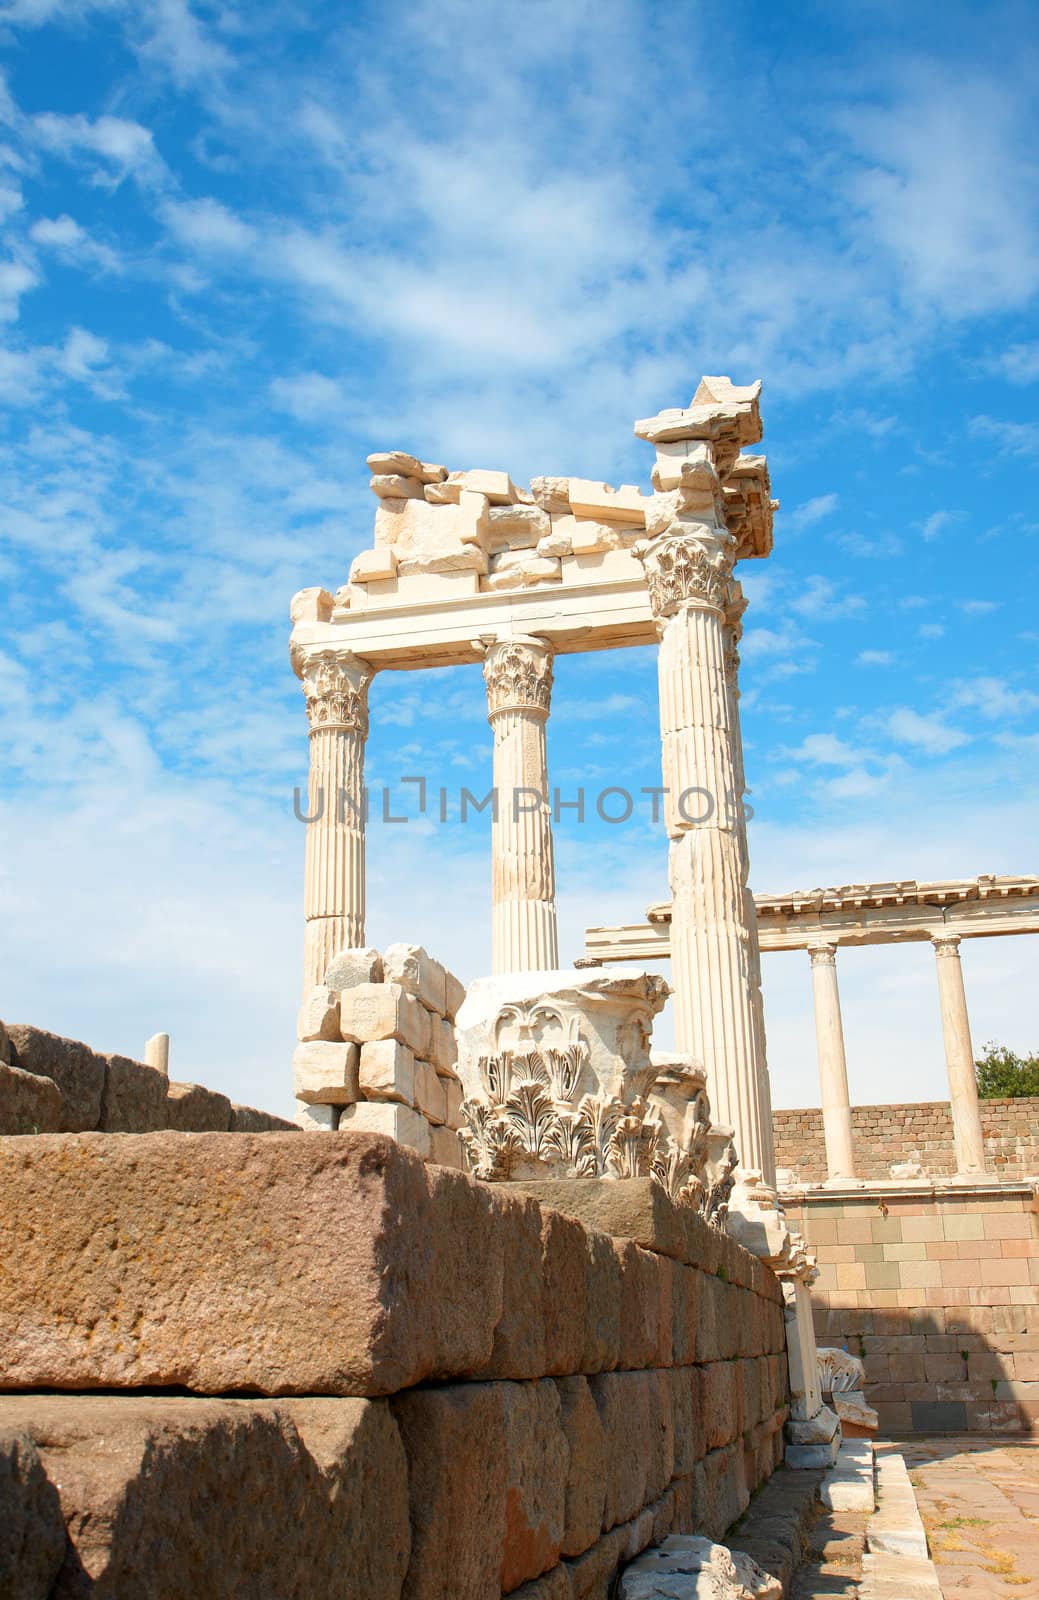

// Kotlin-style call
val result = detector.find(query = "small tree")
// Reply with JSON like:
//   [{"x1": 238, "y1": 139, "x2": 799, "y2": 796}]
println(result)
[{"x1": 975, "y1": 1042, "x2": 1039, "y2": 1099}]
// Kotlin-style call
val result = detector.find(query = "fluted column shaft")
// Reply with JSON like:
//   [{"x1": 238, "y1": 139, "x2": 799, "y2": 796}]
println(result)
[
  {"x1": 933, "y1": 935, "x2": 987, "y2": 1174},
  {"x1": 484, "y1": 636, "x2": 558, "y2": 974},
  {"x1": 299, "y1": 650, "x2": 376, "y2": 993},
  {"x1": 723, "y1": 595, "x2": 776, "y2": 1184},
  {"x1": 808, "y1": 943, "x2": 856, "y2": 1180},
  {"x1": 640, "y1": 528, "x2": 774, "y2": 1183}
]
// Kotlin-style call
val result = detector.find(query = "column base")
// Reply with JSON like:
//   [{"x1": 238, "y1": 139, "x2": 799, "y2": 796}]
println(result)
[{"x1": 785, "y1": 1403, "x2": 841, "y2": 1468}]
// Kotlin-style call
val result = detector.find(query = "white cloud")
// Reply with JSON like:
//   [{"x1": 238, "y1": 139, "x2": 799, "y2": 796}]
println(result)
[
  {"x1": 29, "y1": 213, "x2": 120, "y2": 272},
  {"x1": 919, "y1": 622, "x2": 945, "y2": 639},
  {"x1": 160, "y1": 196, "x2": 255, "y2": 252},
  {"x1": 992, "y1": 341, "x2": 1039, "y2": 384},
  {"x1": 0, "y1": 256, "x2": 38, "y2": 320},
  {"x1": 857, "y1": 649, "x2": 892, "y2": 666},
  {"x1": 789, "y1": 575, "x2": 866, "y2": 621},
  {"x1": 784, "y1": 733, "x2": 872, "y2": 767},
  {"x1": 32, "y1": 111, "x2": 166, "y2": 188},
  {"x1": 949, "y1": 677, "x2": 1039, "y2": 720},
  {"x1": 959, "y1": 599, "x2": 999, "y2": 616},
  {"x1": 919, "y1": 509, "x2": 957, "y2": 542},
  {"x1": 786, "y1": 492, "x2": 839, "y2": 531},
  {"x1": 884, "y1": 707, "x2": 970, "y2": 755},
  {"x1": 970, "y1": 414, "x2": 1039, "y2": 461}
]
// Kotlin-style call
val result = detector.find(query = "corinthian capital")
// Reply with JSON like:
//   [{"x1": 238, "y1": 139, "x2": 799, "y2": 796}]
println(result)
[
  {"x1": 483, "y1": 636, "x2": 554, "y2": 719},
  {"x1": 299, "y1": 649, "x2": 375, "y2": 735},
  {"x1": 635, "y1": 526, "x2": 736, "y2": 622}
]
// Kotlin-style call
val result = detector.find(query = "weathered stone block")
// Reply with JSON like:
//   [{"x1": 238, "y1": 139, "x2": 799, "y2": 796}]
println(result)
[
  {"x1": 358, "y1": 1038, "x2": 415, "y2": 1104},
  {"x1": 100, "y1": 1054, "x2": 169, "y2": 1132},
  {"x1": 0, "y1": 1060, "x2": 62, "y2": 1135},
  {"x1": 340, "y1": 982, "x2": 431, "y2": 1057},
  {"x1": 541, "y1": 1207, "x2": 588, "y2": 1377},
  {"x1": 325, "y1": 946, "x2": 384, "y2": 989},
  {"x1": 428, "y1": 1123, "x2": 464, "y2": 1168},
  {"x1": 701, "y1": 1360, "x2": 738, "y2": 1452},
  {"x1": 424, "y1": 1164, "x2": 504, "y2": 1380},
  {"x1": 615, "y1": 1240, "x2": 664, "y2": 1372},
  {"x1": 383, "y1": 942, "x2": 447, "y2": 1014},
  {"x1": 166, "y1": 1080, "x2": 233, "y2": 1132},
  {"x1": 555, "y1": 1376, "x2": 606, "y2": 1557},
  {"x1": 0, "y1": 1428, "x2": 66, "y2": 1600},
  {"x1": 339, "y1": 1100, "x2": 431, "y2": 1158},
  {"x1": 482, "y1": 1188, "x2": 546, "y2": 1380},
  {"x1": 293, "y1": 1039, "x2": 360, "y2": 1105},
  {"x1": 297, "y1": 984, "x2": 341, "y2": 1042},
  {"x1": 582, "y1": 1230, "x2": 623, "y2": 1374},
  {"x1": 392, "y1": 1379, "x2": 567, "y2": 1598},
  {"x1": 0, "y1": 1394, "x2": 409, "y2": 1600},
  {"x1": 429, "y1": 1015, "x2": 458, "y2": 1076},
  {"x1": 443, "y1": 968, "x2": 467, "y2": 1021},
  {"x1": 589, "y1": 1372, "x2": 659, "y2": 1531},
  {"x1": 7, "y1": 1024, "x2": 106, "y2": 1132},
  {"x1": 0, "y1": 1131, "x2": 503, "y2": 1396},
  {"x1": 230, "y1": 1103, "x2": 298, "y2": 1132},
  {"x1": 414, "y1": 1059, "x2": 447, "y2": 1124}
]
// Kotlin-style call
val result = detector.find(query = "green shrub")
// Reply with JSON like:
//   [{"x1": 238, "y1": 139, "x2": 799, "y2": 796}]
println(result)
[{"x1": 975, "y1": 1042, "x2": 1039, "y2": 1099}]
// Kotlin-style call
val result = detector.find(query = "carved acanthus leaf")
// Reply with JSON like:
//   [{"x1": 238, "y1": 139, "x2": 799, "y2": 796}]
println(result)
[
  {"x1": 301, "y1": 651, "x2": 373, "y2": 735},
  {"x1": 637, "y1": 531, "x2": 734, "y2": 621},
  {"x1": 483, "y1": 638, "x2": 554, "y2": 717}
]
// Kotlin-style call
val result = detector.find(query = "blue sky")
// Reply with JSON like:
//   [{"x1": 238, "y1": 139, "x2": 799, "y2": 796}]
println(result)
[{"x1": 0, "y1": 0, "x2": 1036, "y2": 1117}]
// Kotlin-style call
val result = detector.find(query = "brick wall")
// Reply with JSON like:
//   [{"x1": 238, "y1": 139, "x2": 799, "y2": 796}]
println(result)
[
  {"x1": 0, "y1": 1138, "x2": 788, "y2": 1597},
  {"x1": 784, "y1": 1186, "x2": 1039, "y2": 1436},
  {"x1": 774, "y1": 1098, "x2": 1039, "y2": 1182}
]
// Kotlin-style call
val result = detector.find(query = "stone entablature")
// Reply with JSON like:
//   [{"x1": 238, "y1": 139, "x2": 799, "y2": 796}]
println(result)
[{"x1": 584, "y1": 874, "x2": 1039, "y2": 960}]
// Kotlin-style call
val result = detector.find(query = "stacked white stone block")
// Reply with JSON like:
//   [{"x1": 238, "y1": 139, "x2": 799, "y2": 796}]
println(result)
[{"x1": 292, "y1": 943, "x2": 466, "y2": 1168}]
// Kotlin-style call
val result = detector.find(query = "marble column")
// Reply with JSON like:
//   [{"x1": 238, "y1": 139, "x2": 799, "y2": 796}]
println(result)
[
  {"x1": 299, "y1": 648, "x2": 376, "y2": 994},
  {"x1": 639, "y1": 528, "x2": 774, "y2": 1184},
  {"x1": 808, "y1": 943, "x2": 856, "y2": 1181},
  {"x1": 932, "y1": 934, "x2": 987, "y2": 1174},
  {"x1": 483, "y1": 636, "x2": 559, "y2": 974},
  {"x1": 723, "y1": 588, "x2": 777, "y2": 1184}
]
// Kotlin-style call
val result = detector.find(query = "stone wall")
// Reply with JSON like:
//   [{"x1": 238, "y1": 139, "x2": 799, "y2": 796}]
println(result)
[
  {"x1": 0, "y1": 1135, "x2": 788, "y2": 1598},
  {"x1": 774, "y1": 1099, "x2": 1039, "y2": 1182},
  {"x1": 783, "y1": 1183, "x2": 1039, "y2": 1437},
  {"x1": 0, "y1": 1019, "x2": 296, "y2": 1135}
]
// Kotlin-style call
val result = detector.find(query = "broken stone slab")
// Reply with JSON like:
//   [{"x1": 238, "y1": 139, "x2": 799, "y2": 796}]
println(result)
[
  {"x1": 6, "y1": 1023, "x2": 106, "y2": 1131},
  {"x1": 166, "y1": 1080, "x2": 233, "y2": 1132},
  {"x1": 324, "y1": 946, "x2": 384, "y2": 989},
  {"x1": 382, "y1": 942, "x2": 447, "y2": 1014},
  {"x1": 0, "y1": 1131, "x2": 508, "y2": 1396},
  {"x1": 292, "y1": 1039, "x2": 360, "y2": 1105},
  {"x1": 785, "y1": 1403, "x2": 840, "y2": 1447},
  {"x1": 297, "y1": 984, "x2": 341, "y2": 1042},
  {"x1": 0, "y1": 1059, "x2": 62, "y2": 1135},
  {"x1": 0, "y1": 1394, "x2": 409, "y2": 1600},
  {"x1": 618, "y1": 1534, "x2": 781, "y2": 1599}
]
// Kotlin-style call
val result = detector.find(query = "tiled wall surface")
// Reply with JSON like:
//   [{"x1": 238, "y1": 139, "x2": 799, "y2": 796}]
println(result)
[
  {"x1": 783, "y1": 1187, "x2": 1039, "y2": 1435},
  {"x1": 774, "y1": 1099, "x2": 1039, "y2": 1182}
]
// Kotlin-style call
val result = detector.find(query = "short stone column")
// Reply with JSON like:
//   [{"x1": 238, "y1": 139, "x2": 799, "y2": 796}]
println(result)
[
  {"x1": 932, "y1": 934, "x2": 987, "y2": 1174},
  {"x1": 299, "y1": 648, "x2": 376, "y2": 993},
  {"x1": 808, "y1": 943, "x2": 856, "y2": 1181},
  {"x1": 639, "y1": 530, "x2": 774, "y2": 1184},
  {"x1": 483, "y1": 636, "x2": 559, "y2": 974}
]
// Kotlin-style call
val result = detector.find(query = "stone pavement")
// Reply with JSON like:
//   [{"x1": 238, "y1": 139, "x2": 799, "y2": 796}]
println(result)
[{"x1": 899, "y1": 1436, "x2": 1039, "y2": 1597}]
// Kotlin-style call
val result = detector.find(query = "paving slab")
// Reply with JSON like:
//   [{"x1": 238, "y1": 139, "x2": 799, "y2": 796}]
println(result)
[{"x1": 900, "y1": 1434, "x2": 1039, "y2": 1598}]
